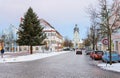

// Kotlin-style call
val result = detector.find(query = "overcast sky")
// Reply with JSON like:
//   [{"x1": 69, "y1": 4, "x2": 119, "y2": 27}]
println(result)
[{"x1": 0, "y1": 0, "x2": 98, "y2": 40}]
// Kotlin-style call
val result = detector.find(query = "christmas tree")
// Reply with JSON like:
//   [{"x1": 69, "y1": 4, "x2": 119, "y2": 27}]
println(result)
[{"x1": 17, "y1": 7, "x2": 46, "y2": 54}]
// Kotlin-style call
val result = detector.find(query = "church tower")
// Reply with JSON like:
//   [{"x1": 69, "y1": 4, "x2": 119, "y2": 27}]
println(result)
[{"x1": 73, "y1": 24, "x2": 80, "y2": 49}]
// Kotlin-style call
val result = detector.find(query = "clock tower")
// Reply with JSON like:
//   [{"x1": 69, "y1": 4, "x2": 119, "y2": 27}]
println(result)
[{"x1": 73, "y1": 24, "x2": 80, "y2": 49}]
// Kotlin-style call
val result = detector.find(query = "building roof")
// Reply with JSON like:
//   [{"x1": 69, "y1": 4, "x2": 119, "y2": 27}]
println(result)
[
  {"x1": 40, "y1": 19, "x2": 55, "y2": 29},
  {"x1": 40, "y1": 19, "x2": 63, "y2": 37}
]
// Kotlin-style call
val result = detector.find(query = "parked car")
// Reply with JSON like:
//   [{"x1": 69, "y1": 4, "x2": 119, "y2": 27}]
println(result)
[
  {"x1": 90, "y1": 51, "x2": 94, "y2": 58},
  {"x1": 90, "y1": 50, "x2": 104, "y2": 60},
  {"x1": 102, "y1": 51, "x2": 120, "y2": 63},
  {"x1": 63, "y1": 48, "x2": 70, "y2": 51},
  {"x1": 76, "y1": 49, "x2": 82, "y2": 55},
  {"x1": 85, "y1": 50, "x2": 93, "y2": 55}
]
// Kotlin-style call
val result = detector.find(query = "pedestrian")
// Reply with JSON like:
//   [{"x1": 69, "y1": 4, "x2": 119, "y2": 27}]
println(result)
[{"x1": 1, "y1": 48, "x2": 4, "y2": 58}]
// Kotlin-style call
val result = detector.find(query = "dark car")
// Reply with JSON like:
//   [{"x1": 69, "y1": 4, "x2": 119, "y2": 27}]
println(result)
[
  {"x1": 76, "y1": 49, "x2": 82, "y2": 55},
  {"x1": 63, "y1": 48, "x2": 70, "y2": 51},
  {"x1": 85, "y1": 50, "x2": 93, "y2": 55}
]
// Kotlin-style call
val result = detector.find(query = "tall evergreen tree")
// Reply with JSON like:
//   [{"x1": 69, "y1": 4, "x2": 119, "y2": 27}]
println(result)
[{"x1": 17, "y1": 7, "x2": 46, "y2": 54}]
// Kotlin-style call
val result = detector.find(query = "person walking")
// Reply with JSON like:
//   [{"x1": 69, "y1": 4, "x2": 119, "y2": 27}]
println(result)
[{"x1": 1, "y1": 48, "x2": 4, "y2": 58}]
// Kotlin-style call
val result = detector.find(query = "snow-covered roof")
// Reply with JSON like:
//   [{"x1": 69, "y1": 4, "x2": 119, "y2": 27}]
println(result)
[
  {"x1": 40, "y1": 19, "x2": 55, "y2": 30},
  {"x1": 40, "y1": 19, "x2": 62, "y2": 37}
]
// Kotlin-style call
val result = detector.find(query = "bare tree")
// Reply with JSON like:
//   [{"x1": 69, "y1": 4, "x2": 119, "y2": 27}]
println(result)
[
  {"x1": 87, "y1": 6, "x2": 99, "y2": 50},
  {"x1": 87, "y1": 0, "x2": 120, "y2": 65},
  {"x1": 98, "y1": 0, "x2": 120, "y2": 65},
  {"x1": 63, "y1": 37, "x2": 73, "y2": 48}
]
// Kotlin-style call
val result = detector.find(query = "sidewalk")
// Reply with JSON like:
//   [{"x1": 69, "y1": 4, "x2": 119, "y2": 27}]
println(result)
[
  {"x1": 98, "y1": 63, "x2": 120, "y2": 73},
  {"x1": 0, "y1": 51, "x2": 70, "y2": 63}
]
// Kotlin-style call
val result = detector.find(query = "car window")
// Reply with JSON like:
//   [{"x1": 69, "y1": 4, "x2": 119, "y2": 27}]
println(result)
[
  {"x1": 95, "y1": 51, "x2": 103, "y2": 53},
  {"x1": 112, "y1": 51, "x2": 118, "y2": 54},
  {"x1": 97, "y1": 52, "x2": 103, "y2": 54},
  {"x1": 104, "y1": 51, "x2": 119, "y2": 55}
]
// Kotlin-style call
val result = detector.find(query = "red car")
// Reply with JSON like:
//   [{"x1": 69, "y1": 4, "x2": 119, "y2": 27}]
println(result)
[
  {"x1": 90, "y1": 51, "x2": 104, "y2": 60},
  {"x1": 90, "y1": 51, "x2": 94, "y2": 58}
]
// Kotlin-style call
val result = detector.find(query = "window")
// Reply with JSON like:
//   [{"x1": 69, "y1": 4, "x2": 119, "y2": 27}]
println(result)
[{"x1": 115, "y1": 41, "x2": 118, "y2": 51}]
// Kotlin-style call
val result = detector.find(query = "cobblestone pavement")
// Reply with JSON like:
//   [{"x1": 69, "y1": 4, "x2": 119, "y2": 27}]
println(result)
[{"x1": 0, "y1": 51, "x2": 119, "y2": 78}]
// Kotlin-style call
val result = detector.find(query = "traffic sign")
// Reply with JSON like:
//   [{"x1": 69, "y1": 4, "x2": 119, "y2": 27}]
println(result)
[{"x1": 102, "y1": 38, "x2": 108, "y2": 45}]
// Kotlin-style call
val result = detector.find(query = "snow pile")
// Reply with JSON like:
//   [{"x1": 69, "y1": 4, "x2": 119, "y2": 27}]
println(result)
[
  {"x1": 98, "y1": 63, "x2": 120, "y2": 72},
  {"x1": 0, "y1": 51, "x2": 69, "y2": 63}
]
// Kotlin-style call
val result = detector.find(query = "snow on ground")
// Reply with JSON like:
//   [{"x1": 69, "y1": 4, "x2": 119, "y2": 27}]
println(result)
[
  {"x1": 98, "y1": 63, "x2": 120, "y2": 72},
  {"x1": 0, "y1": 51, "x2": 70, "y2": 63}
]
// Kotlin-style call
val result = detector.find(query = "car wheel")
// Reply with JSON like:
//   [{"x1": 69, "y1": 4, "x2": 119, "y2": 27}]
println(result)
[
  {"x1": 93, "y1": 56, "x2": 96, "y2": 60},
  {"x1": 118, "y1": 61, "x2": 120, "y2": 63},
  {"x1": 94, "y1": 57, "x2": 97, "y2": 60}
]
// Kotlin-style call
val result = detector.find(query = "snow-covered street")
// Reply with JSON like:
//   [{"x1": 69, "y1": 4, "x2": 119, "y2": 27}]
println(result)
[{"x1": 1, "y1": 51, "x2": 120, "y2": 73}]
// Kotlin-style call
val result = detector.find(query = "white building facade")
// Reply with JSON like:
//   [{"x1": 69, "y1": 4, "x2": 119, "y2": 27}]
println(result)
[
  {"x1": 18, "y1": 19, "x2": 63, "y2": 52},
  {"x1": 40, "y1": 19, "x2": 63, "y2": 52},
  {"x1": 1, "y1": 19, "x2": 63, "y2": 52}
]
